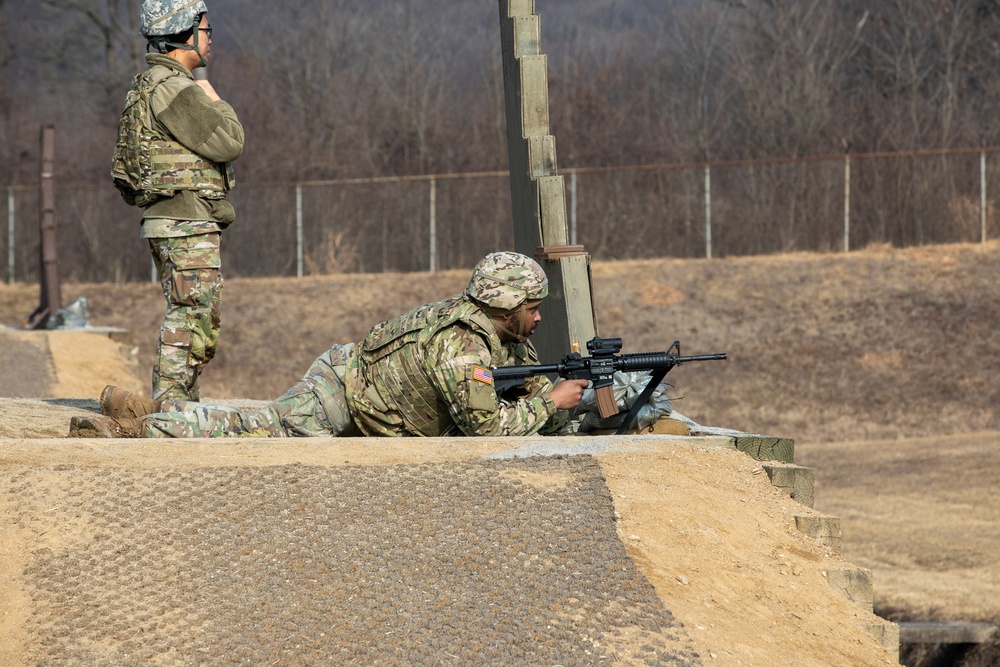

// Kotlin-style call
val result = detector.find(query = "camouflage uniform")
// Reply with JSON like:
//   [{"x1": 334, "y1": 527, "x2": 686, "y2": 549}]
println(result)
[
  {"x1": 117, "y1": 53, "x2": 243, "y2": 401},
  {"x1": 347, "y1": 295, "x2": 569, "y2": 437},
  {"x1": 131, "y1": 252, "x2": 572, "y2": 439},
  {"x1": 113, "y1": 2, "x2": 244, "y2": 402},
  {"x1": 143, "y1": 345, "x2": 358, "y2": 438}
]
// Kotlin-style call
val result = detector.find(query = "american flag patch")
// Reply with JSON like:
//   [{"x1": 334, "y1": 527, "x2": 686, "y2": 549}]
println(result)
[{"x1": 472, "y1": 366, "x2": 494, "y2": 385}]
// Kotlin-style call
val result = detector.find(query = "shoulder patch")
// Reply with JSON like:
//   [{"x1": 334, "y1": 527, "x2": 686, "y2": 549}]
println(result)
[{"x1": 472, "y1": 366, "x2": 494, "y2": 385}]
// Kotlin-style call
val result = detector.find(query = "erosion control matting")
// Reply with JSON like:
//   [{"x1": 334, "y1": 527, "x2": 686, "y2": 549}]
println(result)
[{"x1": 2, "y1": 453, "x2": 701, "y2": 666}]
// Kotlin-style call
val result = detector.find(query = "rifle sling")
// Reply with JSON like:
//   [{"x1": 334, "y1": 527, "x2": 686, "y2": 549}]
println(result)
[{"x1": 615, "y1": 367, "x2": 669, "y2": 435}]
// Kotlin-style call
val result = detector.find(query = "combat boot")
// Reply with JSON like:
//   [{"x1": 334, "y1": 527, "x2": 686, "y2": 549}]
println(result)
[
  {"x1": 100, "y1": 385, "x2": 162, "y2": 419},
  {"x1": 68, "y1": 415, "x2": 147, "y2": 438}
]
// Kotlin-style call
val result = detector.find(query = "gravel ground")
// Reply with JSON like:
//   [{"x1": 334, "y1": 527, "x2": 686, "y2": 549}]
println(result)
[{"x1": 7, "y1": 455, "x2": 700, "y2": 666}]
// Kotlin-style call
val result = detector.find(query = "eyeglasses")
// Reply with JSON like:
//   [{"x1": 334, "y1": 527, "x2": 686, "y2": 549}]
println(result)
[{"x1": 199, "y1": 26, "x2": 213, "y2": 39}]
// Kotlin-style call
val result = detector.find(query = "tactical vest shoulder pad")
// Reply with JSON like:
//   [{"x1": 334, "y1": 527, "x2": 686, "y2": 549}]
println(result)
[{"x1": 360, "y1": 296, "x2": 495, "y2": 363}]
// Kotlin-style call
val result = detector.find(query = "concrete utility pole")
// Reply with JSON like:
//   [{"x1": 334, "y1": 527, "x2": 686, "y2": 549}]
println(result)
[{"x1": 498, "y1": 0, "x2": 597, "y2": 361}]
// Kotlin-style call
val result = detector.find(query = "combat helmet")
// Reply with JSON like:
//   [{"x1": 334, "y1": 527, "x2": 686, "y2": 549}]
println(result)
[
  {"x1": 466, "y1": 251, "x2": 548, "y2": 311},
  {"x1": 141, "y1": 0, "x2": 208, "y2": 61}
]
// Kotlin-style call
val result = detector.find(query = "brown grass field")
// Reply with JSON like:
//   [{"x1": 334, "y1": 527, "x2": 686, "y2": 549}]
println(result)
[{"x1": 1, "y1": 240, "x2": 998, "y2": 665}]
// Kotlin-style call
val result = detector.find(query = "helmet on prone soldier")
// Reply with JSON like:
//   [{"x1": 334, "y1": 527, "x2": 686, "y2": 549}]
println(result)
[
  {"x1": 466, "y1": 251, "x2": 548, "y2": 312},
  {"x1": 141, "y1": 0, "x2": 207, "y2": 53}
]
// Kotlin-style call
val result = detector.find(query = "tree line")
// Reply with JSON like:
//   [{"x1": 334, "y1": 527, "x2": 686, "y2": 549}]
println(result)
[{"x1": 1, "y1": 0, "x2": 998, "y2": 275}]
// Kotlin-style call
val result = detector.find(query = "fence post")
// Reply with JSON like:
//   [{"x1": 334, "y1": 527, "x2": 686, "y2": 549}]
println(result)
[
  {"x1": 429, "y1": 176, "x2": 436, "y2": 272},
  {"x1": 569, "y1": 170, "x2": 577, "y2": 246},
  {"x1": 981, "y1": 148, "x2": 987, "y2": 244},
  {"x1": 843, "y1": 146, "x2": 851, "y2": 252},
  {"x1": 25, "y1": 124, "x2": 62, "y2": 329},
  {"x1": 296, "y1": 184, "x2": 303, "y2": 277},
  {"x1": 704, "y1": 163, "x2": 712, "y2": 259},
  {"x1": 6, "y1": 187, "x2": 13, "y2": 285}
]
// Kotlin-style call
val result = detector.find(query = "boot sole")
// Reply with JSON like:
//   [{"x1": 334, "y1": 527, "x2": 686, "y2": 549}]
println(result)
[{"x1": 68, "y1": 416, "x2": 111, "y2": 438}]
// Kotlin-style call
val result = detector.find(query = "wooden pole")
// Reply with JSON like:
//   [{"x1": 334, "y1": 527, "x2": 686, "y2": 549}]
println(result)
[
  {"x1": 24, "y1": 124, "x2": 61, "y2": 329},
  {"x1": 498, "y1": 0, "x2": 597, "y2": 360}
]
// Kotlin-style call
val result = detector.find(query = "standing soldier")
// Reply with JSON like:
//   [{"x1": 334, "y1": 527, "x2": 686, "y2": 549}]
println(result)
[{"x1": 111, "y1": 0, "x2": 244, "y2": 401}]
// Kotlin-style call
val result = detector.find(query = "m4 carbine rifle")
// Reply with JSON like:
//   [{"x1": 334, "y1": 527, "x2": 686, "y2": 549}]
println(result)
[{"x1": 491, "y1": 336, "x2": 727, "y2": 435}]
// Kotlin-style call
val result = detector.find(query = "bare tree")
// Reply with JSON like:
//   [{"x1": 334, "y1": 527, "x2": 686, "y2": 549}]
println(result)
[
  {"x1": 4, "y1": 0, "x2": 1000, "y2": 276},
  {"x1": 855, "y1": 0, "x2": 1000, "y2": 149},
  {"x1": 667, "y1": 2, "x2": 738, "y2": 162},
  {"x1": 718, "y1": 0, "x2": 865, "y2": 156},
  {"x1": 0, "y1": 0, "x2": 7, "y2": 98},
  {"x1": 547, "y1": 0, "x2": 688, "y2": 166},
  {"x1": 694, "y1": 1, "x2": 867, "y2": 251},
  {"x1": 0, "y1": 0, "x2": 9, "y2": 172},
  {"x1": 40, "y1": 0, "x2": 140, "y2": 112}
]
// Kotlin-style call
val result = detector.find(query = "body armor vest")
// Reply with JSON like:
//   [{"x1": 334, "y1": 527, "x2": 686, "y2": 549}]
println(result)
[
  {"x1": 111, "y1": 66, "x2": 234, "y2": 207},
  {"x1": 353, "y1": 296, "x2": 508, "y2": 436}
]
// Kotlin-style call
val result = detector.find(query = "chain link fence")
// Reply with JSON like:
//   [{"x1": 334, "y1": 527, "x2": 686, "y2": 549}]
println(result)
[{"x1": 4, "y1": 147, "x2": 1000, "y2": 285}]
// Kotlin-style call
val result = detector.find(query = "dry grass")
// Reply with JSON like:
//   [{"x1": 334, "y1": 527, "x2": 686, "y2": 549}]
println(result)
[{"x1": 5, "y1": 240, "x2": 996, "y2": 444}]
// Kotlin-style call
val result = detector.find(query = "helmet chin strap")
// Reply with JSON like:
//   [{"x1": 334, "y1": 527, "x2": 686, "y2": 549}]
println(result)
[
  {"x1": 186, "y1": 28, "x2": 208, "y2": 68},
  {"x1": 492, "y1": 305, "x2": 530, "y2": 343},
  {"x1": 149, "y1": 22, "x2": 206, "y2": 67}
]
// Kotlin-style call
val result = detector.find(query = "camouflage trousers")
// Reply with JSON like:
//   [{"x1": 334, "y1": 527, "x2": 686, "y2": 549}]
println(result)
[
  {"x1": 144, "y1": 344, "x2": 360, "y2": 438},
  {"x1": 149, "y1": 233, "x2": 223, "y2": 402}
]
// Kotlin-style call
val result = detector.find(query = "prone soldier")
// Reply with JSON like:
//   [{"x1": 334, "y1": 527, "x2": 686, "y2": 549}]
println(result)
[{"x1": 69, "y1": 252, "x2": 589, "y2": 439}]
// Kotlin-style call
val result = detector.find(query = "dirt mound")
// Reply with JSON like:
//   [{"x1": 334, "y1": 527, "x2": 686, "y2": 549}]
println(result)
[
  {"x1": 6, "y1": 456, "x2": 696, "y2": 665},
  {"x1": 4, "y1": 242, "x2": 1000, "y2": 665},
  {"x1": 0, "y1": 328, "x2": 142, "y2": 401},
  {"x1": 0, "y1": 431, "x2": 900, "y2": 666}
]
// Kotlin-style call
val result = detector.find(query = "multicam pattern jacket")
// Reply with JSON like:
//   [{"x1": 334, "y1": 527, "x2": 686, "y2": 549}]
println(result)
[{"x1": 347, "y1": 295, "x2": 570, "y2": 437}]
